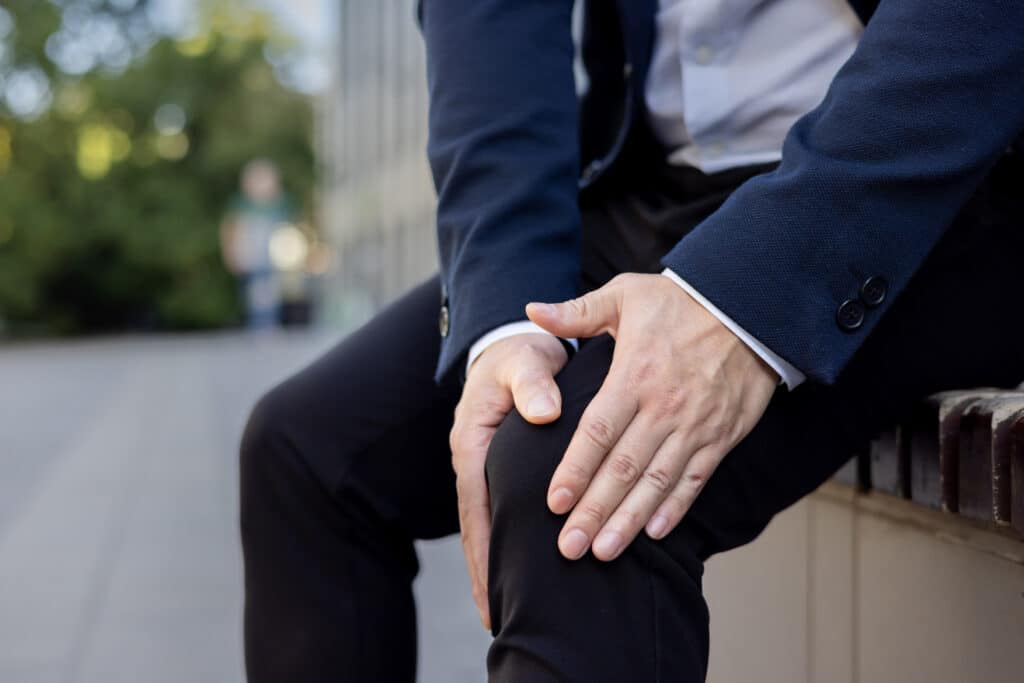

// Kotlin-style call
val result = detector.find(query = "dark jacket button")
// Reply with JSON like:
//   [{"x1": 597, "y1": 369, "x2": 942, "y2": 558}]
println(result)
[
  {"x1": 581, "y1": 159, "x2": 604, "y2": 183},
  {"x1": 837, "y1": 299, "x2": 865, "y2": 331},
  {"x1": 859, "y1": 276, "x2": 888, "y2": 308},
  {"x1": 439, "y1": 305, "x2": 450, "y2": 337}
]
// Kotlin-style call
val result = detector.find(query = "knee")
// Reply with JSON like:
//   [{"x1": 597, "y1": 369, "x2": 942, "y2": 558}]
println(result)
[
  {"x1": 239, "y1": 379, "x2": 305, "y2": 519},
  {"x1": 241, "y1": 380, "x2": 292, "y2": 467},
  {"x1": 484, "y1": 408, "x2": 710, "y2": 569},
  {"x1": 485, "y1": 409, "x2": 575, "y2": 520}
]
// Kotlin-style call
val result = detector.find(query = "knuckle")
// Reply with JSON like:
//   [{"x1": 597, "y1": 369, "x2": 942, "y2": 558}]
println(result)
[
  {"x1": 577, "y1": 500, "x2": 608, "y2": 524},
  {"x1": 642, "y1": 466, "x2": 674, "y2": 493},
  {"x1": 569, "y1": 296, "x2": 589, "y2": 319},
  {"x1": 612, "y1": 507, "x2": 641, "y2": 532},
  {"x1": 582, "y1": 415, "x2": 616, "y2": 450},
  {"x1": 726, "y1": 416, "x2": 749, "y2": 445},
  {"x1": 606, "y1": 453, "x2": 641, "y2": 484},
  {"x1": 704, "y1": 408, "x2": 731, "y2": 438},
  {"x1": 703, "y1": 425, "x2": 727, "y2": 449},
  {"x1": 665, "y1": 490, "x2": 690, "y2": 514},
  {"x1": 481, "y1": 397, "x2": 509, "y2": 416},
  {"x1": 627, "y1": 361, "x2": 656, "y2": 390},
  {"x1": 560, "y1": 459, "x2": 592, "y2": 484},
  {"x1": 683, "y1": 467, "x2": 708, "y2": 490},
  {"x1": 655, "y1": 387, "x2": 687, "y2": 418},
  {"x1": 689, "y1": 424, "x2": 719, "y2": 450},
  {"x1": 515, "y1": 368, "x2": 549, "y2": 393}
]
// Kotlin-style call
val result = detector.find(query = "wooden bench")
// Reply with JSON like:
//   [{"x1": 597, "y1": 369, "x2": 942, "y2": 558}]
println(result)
[{"x1": 835, "y1": 386, "x2": 1024, "y2": 539}]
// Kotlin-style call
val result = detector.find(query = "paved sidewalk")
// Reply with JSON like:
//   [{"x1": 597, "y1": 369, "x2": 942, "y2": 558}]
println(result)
[{"x1": 0, "y1": 332, "x2": 488, "y2": 683}]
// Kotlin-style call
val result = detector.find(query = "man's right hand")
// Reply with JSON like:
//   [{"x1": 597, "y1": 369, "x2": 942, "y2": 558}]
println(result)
[{"x1": 449, "y1": 332, "x2": 569, "y2": 630}]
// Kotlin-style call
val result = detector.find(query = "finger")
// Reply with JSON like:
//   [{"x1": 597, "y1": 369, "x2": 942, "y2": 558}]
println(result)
[
  {"x1": 506, "y1": 343, "x2": 563, "y2": 424},
  {"x1": 645, "y1": 444, "x2": 723, "y2": 541},
  {"x1": 526, "y1": 284, "x2": 621, "y2": 339},
  {"x1": 450, "y1": 412, "x2": 496, "y2": 630},
  {"x1": 558, "y1": 416, "x2": 670, "y2": 561},
  {"x1": 547, "y1": 374, "x2": 638, "y2": 517},
  {"x1": 455, "y1": 459, "x2": 492, "y2": 630},
  {"x1": 591, "y1": 431, "x2": 691, "y2": 560}
]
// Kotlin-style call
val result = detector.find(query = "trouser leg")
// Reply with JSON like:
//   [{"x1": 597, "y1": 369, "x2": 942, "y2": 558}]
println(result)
[
  {"x1": 483, "y1": 157, "x2": 1024, "y2": 682},
  {"x1": 240, "y1": 276, "x2": 460, "y2": 683}
]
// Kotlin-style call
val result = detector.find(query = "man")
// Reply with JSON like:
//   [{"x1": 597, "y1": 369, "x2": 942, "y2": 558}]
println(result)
[
  {"x1": 240, "y1": 0, "x2": 1024, "y2": 681},
  {"x1": 220, "y1": 160, "x2": 293, "y2": 331}
]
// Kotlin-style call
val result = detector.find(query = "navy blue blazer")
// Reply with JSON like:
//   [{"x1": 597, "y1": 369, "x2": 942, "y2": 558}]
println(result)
[{"x1": 420, "y1": 0, "x2": 1024, "y2": 384}]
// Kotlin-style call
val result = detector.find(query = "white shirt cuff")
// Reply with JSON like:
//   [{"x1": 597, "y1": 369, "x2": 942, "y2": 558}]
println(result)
[
  {"x1": 466, "y1": 321, "x2": 578, "y2": 374},
  {"x1": 661, "y1": 269, "x2": 806, "y2": 389}
]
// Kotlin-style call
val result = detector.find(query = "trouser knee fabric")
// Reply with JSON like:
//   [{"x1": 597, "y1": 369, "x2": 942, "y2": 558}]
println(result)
[{"x1": 240, "y1": 155, "x2": 1024, "y2": 682}]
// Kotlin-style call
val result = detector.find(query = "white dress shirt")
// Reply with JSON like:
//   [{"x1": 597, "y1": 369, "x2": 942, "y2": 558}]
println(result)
[
  {"x1": 467, "y1": 0, "x2": 864, "y2": 388},
  {"x1": 646, "y1": 0, "x2": 862, "y2": 173}
]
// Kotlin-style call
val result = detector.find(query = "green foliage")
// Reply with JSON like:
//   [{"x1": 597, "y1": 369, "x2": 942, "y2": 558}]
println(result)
[{"x1": 0, "y1": 2, "x2": 317, "y2": 335}]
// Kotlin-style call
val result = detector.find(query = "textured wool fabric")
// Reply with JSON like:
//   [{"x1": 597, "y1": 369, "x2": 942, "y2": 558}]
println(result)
[
  {"x1": 662, "y1": 0, "x2": 1024, "y2": 383},
  {"x1": 421, "y1": 0, "x2": 1024, "y2": 384}
]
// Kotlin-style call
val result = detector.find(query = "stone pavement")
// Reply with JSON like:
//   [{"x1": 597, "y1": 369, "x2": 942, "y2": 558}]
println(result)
[{"x1": 0, "y1": 332, "x2": 489, "y2": 683}]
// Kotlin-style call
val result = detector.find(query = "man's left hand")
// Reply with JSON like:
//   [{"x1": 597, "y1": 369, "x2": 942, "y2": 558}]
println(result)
[{"x1": 526, "y1": 273, "x2": 778, "y2": 562}]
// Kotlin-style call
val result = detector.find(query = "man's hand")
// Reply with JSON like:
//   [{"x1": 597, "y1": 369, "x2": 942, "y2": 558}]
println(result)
[
  {"x1": 450, "y1": 333, "x2": 569, "y2": 629},
  {"x1": 526, "y1": 273, "x2": 778, "y2": 562}
]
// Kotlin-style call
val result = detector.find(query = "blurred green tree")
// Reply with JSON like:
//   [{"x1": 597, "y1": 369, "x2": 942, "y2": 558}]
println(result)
[{"x1": 0, "y1": 0, "x2": 317, "y2": 334}]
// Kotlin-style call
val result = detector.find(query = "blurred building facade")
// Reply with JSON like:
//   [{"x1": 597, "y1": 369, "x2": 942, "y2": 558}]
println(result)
[{"x1": 320, "y1": 0, "x2": 436, "y2": 326}]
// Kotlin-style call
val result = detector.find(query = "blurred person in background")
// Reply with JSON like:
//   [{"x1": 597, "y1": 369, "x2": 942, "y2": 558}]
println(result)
[
  {"x1": 221, "y1": 160, "x2": 295, "y2": 331},
  {"x1": 240, "y1": 1, "x2": 1024, "y2": 682},
  {"x1": 0, "y1": 1, "x2": 318, "y2": 337}
]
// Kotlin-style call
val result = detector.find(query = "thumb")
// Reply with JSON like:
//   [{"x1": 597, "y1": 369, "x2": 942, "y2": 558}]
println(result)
[
  {"x1": 526, "y1": 287, "x2": 620, "y2": 339},
  {"x1": 507, "y1": 349, "x2": 563, "y2": 425}
]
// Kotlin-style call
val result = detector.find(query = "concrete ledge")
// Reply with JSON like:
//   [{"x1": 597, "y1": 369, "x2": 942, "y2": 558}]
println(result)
[
  {"x1": 706, "y1": 480, "x2": 1024, "y2": 683},
  {"x1": 815, "y1": 481, "x2": 1024, "y2": 566}
]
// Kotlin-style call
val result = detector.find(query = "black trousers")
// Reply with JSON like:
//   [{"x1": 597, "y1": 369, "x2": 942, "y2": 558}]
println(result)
[{"x1": 240, "y1": 156, "x2": 1024, "y2": 682}]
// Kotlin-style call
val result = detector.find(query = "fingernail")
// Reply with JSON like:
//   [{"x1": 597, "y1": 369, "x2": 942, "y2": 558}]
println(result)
[
  {"x1": 593, "y1": 531, "x2": 623, "y2": 559},
  {"x1": 646, "y1": 514, "x2": 669, "y2": 539},
  {"x1": 549, "y1": 487, "x2": 574, "y2": 513},
  {"x1": 527, "y1": 302, "x2": 557, "y2": 317},
  {"x1": 527, "y1": 394, "x2": 556, "y2": 417},
  {"x1": 560, "y1": 528, "x2": 589, "y2": 560}
]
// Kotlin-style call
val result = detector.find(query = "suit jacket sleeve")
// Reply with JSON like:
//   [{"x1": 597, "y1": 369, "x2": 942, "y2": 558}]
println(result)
[
  {"x1": 661, "y1": 0, "x2": 1024, "y2": 384},
  {"x1": 420, "y1": 0, "x2": 582, "y2": 383}
]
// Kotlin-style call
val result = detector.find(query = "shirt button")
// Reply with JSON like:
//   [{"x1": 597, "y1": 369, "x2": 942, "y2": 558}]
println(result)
[
  {"x1": 695, "y1": 45, "x2": 714, "y2": 65},
  {"x1": 439, "y1": 305, "x2": 450, "y2": 337},
  {"x1": 859, "y1": 276, "x2": 888, "y2": 308},
  {"x1": 836, "y1": 299, "x2": 865, "y2": 332}
]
